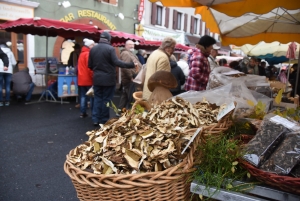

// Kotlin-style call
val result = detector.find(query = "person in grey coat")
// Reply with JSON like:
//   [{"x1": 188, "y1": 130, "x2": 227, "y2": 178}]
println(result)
[{"x1": 12, "y1": 67, "x2": 35, "y2": 102}]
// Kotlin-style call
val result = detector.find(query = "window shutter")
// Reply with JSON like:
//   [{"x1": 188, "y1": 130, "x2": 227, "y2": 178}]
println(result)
[
  {"x1": 172, "y1": 10, "x2": 178, "y2": 30},
  {"x1": 184, "y1": 14, "x2": 187, "y2": 32},
  {"x1": 151, "y1": 3, "x2": 157, "y2": 25},
  {"x1": 165, "y1": 8, "x2": 170, "y2": 28},
  {"x1": 190, "y1": 16, "x2": 195, "y2": 34},
  {"x1": 199, "y1": 19, "x2": 202, "y2": 36}
]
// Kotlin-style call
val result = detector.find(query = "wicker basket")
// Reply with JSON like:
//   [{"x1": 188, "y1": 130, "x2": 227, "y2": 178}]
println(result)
[
  {"x1": 241, "y1": 161, "x2": 300, "y2": 195},
  {"x1": 64, "y1": 114, "x2": 232, "y2": 201}
]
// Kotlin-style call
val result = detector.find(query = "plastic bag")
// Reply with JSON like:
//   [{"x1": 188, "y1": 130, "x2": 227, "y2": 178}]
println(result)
[
  {"x1": 86, "y1": 86, "x2": 94, "y2": 97},
  {"x1": 243, "y1": 113, "x2": 289, "y2": 167},
  {"x1": 178, "y1": 81, "x2": 258, "y2": 118},
  {"x1": 133, "y1": 64, "x2": 146, "y2": 85},
  {"x1": 207, "y1": 67, "x2": 268, "y2": 90},
  {"x1": 250, "y1": 90, "x2": 273, "y2": 113},
  {"x1": 260, "y1": 132, "x2": 300, "y2": 175}
]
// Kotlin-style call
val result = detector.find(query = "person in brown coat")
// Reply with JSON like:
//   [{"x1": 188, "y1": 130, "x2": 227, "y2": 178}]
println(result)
[
  {"x1": 119, "y1": 40, "x2": 142, "y2": 109},
  {"x1": 142, "y1": 37, "x2": 176, "y2": 100}
]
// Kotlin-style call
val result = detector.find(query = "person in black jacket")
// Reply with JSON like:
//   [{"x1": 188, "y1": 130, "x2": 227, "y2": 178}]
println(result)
[
  {"x1": 289, "y1": 63, "x2": 300, "y2": 97},
  {"x1": 136, "y1": 49, "x2": 146, "y2": 65},
  {"x1": 170, "y1": 60, "x2": 185, "y2": 96},
  {"x1": 88, "y1": 32, "x2": 136, "y2": 126}
]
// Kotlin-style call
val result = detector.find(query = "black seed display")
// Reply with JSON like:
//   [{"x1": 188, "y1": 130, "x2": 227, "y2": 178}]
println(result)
[
  {"x1": 260, "y1": 133, "x2": 300, "y2": 175},
  {"x1": 243, "y1": 120, "x2": 288, "y2": 167},
  {"x1": 291, "y1": 164, "x2": 300, "y2": 177}
]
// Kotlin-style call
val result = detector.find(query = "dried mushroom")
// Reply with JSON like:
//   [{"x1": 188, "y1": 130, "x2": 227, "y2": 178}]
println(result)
[{"x1": 68, "y1": 97, "x2": 225, "y2": 174}]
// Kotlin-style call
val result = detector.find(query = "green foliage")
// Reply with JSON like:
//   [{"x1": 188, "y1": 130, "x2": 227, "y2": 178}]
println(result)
[
  {"x1": 106, "y1": 101, "x2": 120, "y2": 115},
  {"x1": 191, "y1": 133, "x2": 251, "y2": 200},
  {"x1": 274, "y1": 106, "x2": 300, "y2": 122},
  {"x1": 134, "y1": 104, "x2": 145, "y2": 114},
  {"x1": 226, "y1": 120, "x2": 256, "y2": 136},
  {"x1": 248, "y1": 101, "x2": 267, "y2": 120}
]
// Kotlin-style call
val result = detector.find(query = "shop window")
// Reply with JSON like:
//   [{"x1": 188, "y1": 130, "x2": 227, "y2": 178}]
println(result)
[
  {"x1": 177, "y1": 12, "x2": 182, "y2": 30},
  {"x1": 193, "y1": 18, "x2": 198, "y2": 34},
  {"x1": 151, "y1": 3, "x2": 164, "y2": 26},
  {"x1": 100, "y1": 0, "x2": 117, "y2": 6},
  {"x1": 190, "y1": 16, "x2": 195, "y2": 34},
  {"x1": 0, "y1": 31, "x2": 27, "y2": 70},
  {"x1": 156, "y1": 6, "x2": 163, "y2": 26}
]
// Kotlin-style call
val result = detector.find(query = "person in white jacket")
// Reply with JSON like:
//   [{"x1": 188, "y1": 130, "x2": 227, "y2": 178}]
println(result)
[
  {"x1": 177, "y1": 52, "x2": 189, "y2": 91},
  {"x1": 0, "y1": 44, "x2": 17, "y2": 106}
]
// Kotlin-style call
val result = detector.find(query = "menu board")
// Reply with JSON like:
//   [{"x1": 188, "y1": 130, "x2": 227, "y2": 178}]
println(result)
[{"x1": 31, "y1": 57, "x2": 58, "y2": 74}]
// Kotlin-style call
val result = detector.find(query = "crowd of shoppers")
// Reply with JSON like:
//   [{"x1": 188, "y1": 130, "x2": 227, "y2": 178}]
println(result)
[{"x1": 2, "y1": 32, "x2": 298, "y2": 125}]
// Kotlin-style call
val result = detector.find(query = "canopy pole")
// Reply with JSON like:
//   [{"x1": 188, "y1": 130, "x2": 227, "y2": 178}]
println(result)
[
  {"x1": 46, "y1": 29, "x2": 49, "y2": 101},
  {"x1": 286, "y1": 59, "x2": 291, "y2": 91},
  {"x1": 294, "y1": 49, "x2": 300, "y2": 98}
]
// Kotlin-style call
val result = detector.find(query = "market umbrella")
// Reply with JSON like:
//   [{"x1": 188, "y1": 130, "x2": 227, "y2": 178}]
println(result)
[
  {"x1": 151, "y1": 1, "x2": 300, "y2": 46},
  {"x1": 0, "y1": 17, "x2": 100, "y2": 64},
  {"x1": 99, "y1": 30, "x2": 145, "y2": 47},
  {"x1": 150, "y1": 0, "x2": 299, "y2": 16},
  {"x1": 241, "y1": 42, "x2": 300, "y2": 58},
  {"x1": 1, "y1": 17, "x2": 99, "y2": 38}
]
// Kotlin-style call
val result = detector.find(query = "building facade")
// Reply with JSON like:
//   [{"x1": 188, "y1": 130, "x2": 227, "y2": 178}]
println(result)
[
  {"x1": 1, "y1": 0, "x2": 140, "y2": 85},
  {"x1": 135, "y1": 1, "x2": 230, "y2": 55}
]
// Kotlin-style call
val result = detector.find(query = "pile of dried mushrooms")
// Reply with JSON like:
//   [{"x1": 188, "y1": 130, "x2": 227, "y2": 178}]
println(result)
[{"x1": 68, "y1": 97, "x2": 224, "y2": 174}]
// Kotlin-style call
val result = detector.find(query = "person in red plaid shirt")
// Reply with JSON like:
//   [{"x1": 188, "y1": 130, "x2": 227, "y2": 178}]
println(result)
[{"x1": 185, "y1": 35, "x2": 217, "y2": 91}]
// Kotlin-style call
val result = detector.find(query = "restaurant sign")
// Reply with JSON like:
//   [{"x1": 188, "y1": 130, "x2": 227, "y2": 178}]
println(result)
[{"x1": 60, "y1": 10, "x2": 116, "y2": 31}]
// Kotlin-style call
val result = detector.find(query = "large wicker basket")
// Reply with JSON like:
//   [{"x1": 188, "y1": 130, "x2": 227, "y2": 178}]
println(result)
[
  {"x1": 64, "y1": 114, "x2": 232, "y2": 201},
  {"x1": 241, "y1": 161, "x2": 300, "y2": 195}
]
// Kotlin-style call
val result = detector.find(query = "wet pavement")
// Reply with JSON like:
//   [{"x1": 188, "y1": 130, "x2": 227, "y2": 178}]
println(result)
[{"x1": 0, "y1": 91, "x2": 121, "y2": 201}]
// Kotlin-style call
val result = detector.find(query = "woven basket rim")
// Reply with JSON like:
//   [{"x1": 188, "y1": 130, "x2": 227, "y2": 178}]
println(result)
[
  {"x1": 240, "y1": 160, "x2": 300, "y2": 195},
  {"x1": 64, "y1": 110, "x2": 232, "y2": 189}
]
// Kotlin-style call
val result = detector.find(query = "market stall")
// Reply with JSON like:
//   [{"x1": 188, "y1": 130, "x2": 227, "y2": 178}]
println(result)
[
  {"x1": 0, "y1": 17, "x2": 100, "y2": 104},
  {"x1": 63, "y1": 75, "x2": 300, "y2": 200}
]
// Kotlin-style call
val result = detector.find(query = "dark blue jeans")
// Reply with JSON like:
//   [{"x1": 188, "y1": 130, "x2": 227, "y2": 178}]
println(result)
[
  {"x1": 0, "y1": 73, "x2": 12, "y2": 102},
  {"x1": 79, "y1": 86, "x2": 94, "y2": 114},
  {"x1": 17, "y1": 83, "x2": 35, "y2": 101},
  {"x1": 92, "y1": 85, "x2": 115, "y2": 124}
]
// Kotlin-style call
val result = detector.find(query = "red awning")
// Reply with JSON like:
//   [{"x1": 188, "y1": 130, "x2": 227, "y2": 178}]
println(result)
[
  {"x1": 99, "y1": 30, "x2": 145, "y2": 47},
  {"x1": 0, "y1": 17, "x2": 99, "y2": 38},
  {"x1": 135, "y1": 40, "x2": 191, "y2": 52}
]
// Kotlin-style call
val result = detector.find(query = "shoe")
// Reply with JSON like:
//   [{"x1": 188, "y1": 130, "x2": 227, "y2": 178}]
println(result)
[
  {"x1": 5, "y1": 102, "x2": 10, "y2": 106},
  {"x1": 25, "y1": 100, "x2": 31, "y2": 103},
  {"x1": 0, "y1": 102, "x2": 3, "y2": 107},
  {"x1": 75, "y1": 104, "x2": 80, "y2": 108},
  {"x1": 93, "y1": 122, "x2": 99, "y2": 126},
  {"x1": 80, "y1": 113, "x2": 88, "y2": 118}
]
